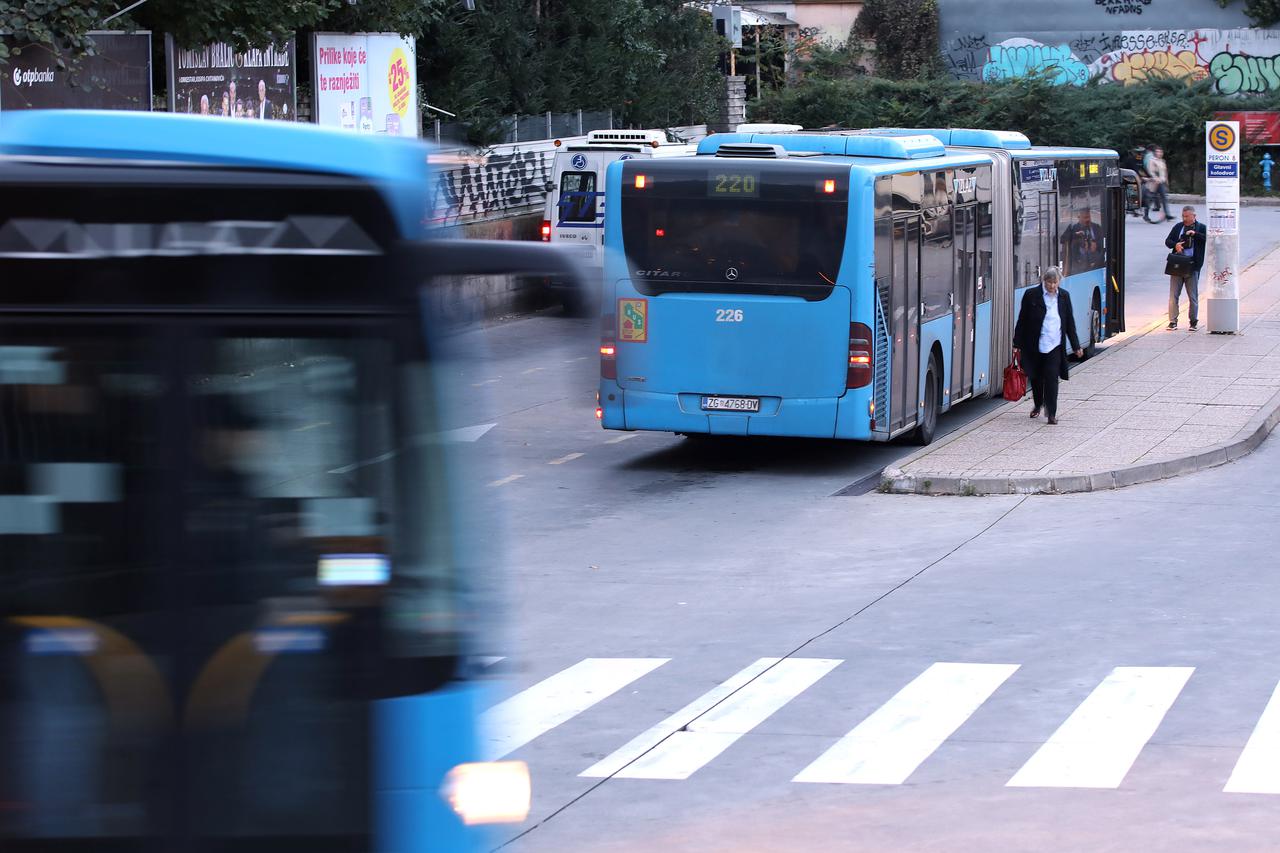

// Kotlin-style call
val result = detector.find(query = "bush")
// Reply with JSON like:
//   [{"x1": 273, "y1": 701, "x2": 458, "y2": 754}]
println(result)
[{"x1": 751, "y1": 75, "x2": 1280, "y2": 194}]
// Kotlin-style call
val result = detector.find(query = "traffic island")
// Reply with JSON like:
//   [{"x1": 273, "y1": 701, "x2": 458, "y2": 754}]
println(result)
[{"x1": 880, "y1": 245, "x2": 1280, "y2": 495}]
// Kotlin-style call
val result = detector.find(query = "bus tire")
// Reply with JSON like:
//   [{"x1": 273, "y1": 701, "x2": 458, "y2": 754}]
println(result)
[
  {"x1": 1086, "y1": 291, "x2": 1102, "y2": 359},
  {"x1": 912, "y1": 356, "x2": 940, "y2": 446}
]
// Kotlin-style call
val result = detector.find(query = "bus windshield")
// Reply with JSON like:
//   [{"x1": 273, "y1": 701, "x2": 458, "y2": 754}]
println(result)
[{"x1": 620, "y1": 160, "x2": 849, "y2": 298}]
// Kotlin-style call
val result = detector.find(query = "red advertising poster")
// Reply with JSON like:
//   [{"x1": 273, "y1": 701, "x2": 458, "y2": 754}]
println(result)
[{"x1": 1213, "y1": 112, "x2": 1280, "y2": 146}]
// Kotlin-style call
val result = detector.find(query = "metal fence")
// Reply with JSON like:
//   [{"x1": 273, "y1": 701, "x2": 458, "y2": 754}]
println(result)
[{"x1": 432, "y1": 109, "x2": 614, "y2": 147}]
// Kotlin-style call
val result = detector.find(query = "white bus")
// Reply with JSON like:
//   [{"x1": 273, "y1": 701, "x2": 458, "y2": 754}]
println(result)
[{"x1": 541, "y1": 129, "x2": 696, "y2": 312}]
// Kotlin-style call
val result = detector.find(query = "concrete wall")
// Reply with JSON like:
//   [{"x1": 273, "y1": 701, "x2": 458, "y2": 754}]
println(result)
[
  {"x1": 936, "y1": 0, "x2": 1279, "y2": 90},
  {"x1": 425, "y1": 213, "x2": 557, "y2": 330}
]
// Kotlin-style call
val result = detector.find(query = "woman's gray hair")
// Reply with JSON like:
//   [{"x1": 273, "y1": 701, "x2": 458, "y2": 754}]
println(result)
[{"x1": 1042, "y1": 266, "x2": 1062, "y2": 284}]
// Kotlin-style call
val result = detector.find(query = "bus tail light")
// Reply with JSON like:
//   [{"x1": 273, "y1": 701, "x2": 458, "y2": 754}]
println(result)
[
  {"x1": 600, "y1": 313, "x2": 617, "y2": 380},
  {"x1": 823, "y1": 179, "x2": 836, "y2": 194},
  {"x1": 847, "y1": 322, "x2": 873, "y2": 389},
  {"x1": 540, "y1": 219, "x2": 551, "y2": 242},
  {"x1": 634, "y1": 175, "x2": 648, "y2": 189}
]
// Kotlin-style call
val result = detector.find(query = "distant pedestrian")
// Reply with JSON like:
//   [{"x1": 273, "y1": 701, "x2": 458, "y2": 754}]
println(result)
[
  {"x1": 1165, "y1": 205, "x2": 1206, "y2": 331},
  {"x1": 1144, "y1": 145, "x2": 1172, "y2": 223},
  {"x1": 1014, "y1": 266, "x2": 1083, "y2": 425}
]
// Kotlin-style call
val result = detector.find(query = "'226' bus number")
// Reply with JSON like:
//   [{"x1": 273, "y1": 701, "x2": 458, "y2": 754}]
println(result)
[
  {"x1": 715, "y1": 174, "x2": 756, "y2": 193},
  {"x1": 716, "y1": 309, "x2": 744, "y2": 322}
]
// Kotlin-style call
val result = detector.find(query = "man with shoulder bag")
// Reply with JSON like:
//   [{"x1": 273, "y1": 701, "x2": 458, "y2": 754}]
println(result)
[{"x1": 1165, "y1": 205, "x2": 1206, "y2": 331}]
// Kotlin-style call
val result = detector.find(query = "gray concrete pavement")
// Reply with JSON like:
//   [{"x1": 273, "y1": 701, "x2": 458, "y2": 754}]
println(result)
[{"x1": 487, "y1": 433, "x2": 1280, "y2": 853}]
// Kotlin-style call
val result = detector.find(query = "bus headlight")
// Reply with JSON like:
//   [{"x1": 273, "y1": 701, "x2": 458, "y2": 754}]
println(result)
[{"x1": 441, "y1": 760, "x2": 531, "y2": 825}]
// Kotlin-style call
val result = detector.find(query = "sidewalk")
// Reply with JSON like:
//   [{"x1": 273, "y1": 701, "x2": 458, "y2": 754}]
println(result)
[{"x1": 882, "y1": 245, "x2": 1280, "y2": 495}]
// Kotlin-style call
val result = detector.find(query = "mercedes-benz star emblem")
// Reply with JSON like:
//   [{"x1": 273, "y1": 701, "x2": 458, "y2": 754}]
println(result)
[{"x1": 725, "y1": 267, "x2": 739, "y2": 281}]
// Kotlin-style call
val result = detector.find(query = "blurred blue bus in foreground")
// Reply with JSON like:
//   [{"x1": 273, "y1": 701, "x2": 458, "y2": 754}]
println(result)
[
  {"x1": 597, "y1": 128, "x2": 1124, "y2": 444},
  {"x1": 0, "y1": 111, "x2": 579, "y2": 852}
]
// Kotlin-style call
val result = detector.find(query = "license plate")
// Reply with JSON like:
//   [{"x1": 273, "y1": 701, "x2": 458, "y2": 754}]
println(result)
[{"x1": 701, "y1": 396, "x2": 760, "y2": 413}]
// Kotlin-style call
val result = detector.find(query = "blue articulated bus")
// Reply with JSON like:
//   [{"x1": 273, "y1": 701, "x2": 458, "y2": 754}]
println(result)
[
  {"x1": 596, "y1": 128, "x2": 1123, "y2": 444},
  {"x1": 0, "y1": 111, "x2": 579, "y2": 852}
]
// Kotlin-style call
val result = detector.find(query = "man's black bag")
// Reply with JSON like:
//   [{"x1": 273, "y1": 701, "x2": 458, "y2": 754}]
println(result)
[{"x1": 1164, "y1": 250, "x2": 1195, "y2": 276}]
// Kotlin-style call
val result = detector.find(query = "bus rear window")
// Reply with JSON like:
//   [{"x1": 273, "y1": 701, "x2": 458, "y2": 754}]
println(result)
[
  {"x1": 620, "y1": 162, "x2": 848, "y2": 298},
  {"x1": 558, "y1": 171, "x2": 598, "y2": 224}
]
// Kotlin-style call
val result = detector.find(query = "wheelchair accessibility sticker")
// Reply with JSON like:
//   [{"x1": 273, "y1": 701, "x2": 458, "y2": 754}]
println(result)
[{"x1": 619, "y1": 298, "x2": 648, "y2": 343}]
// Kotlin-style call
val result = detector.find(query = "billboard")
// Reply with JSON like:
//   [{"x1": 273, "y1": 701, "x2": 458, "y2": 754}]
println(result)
[
  {"x1": 1213, "y1": 111, "x2": 1280, "y2": 146},
  {"x1": 0, "y1": 31, "x2": 151, "y2": 111},
  {"x1": 312, "y1": 33, "x2": 418, "y2": 137},
  {"x1": 166, "y1": 35, "x2": 296, "y2": 120}
]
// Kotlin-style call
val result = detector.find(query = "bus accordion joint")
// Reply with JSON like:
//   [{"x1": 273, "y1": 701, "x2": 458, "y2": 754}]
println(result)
[
  {"x1": 847, "y1": 322, "x2": 874, "y2": 389},
  {"x1": 600, "y1": 313, "x2": 617, "y2": 380}
]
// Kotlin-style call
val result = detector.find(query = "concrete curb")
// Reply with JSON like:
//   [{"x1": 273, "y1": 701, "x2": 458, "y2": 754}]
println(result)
[
  {"x1": 880, "y1": 251, "x2": 1280, "y2": 497},
  {"x1": 1170, "y1": 195, "x2": 1280, "y2": 206}
]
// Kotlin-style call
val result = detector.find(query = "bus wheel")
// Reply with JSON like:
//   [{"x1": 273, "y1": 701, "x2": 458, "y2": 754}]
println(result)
[
  {"x1": 1086, "y1": 292, "x2": 1102, "y2": 359},
  {"x1": 912, "y1": 357, "x2": 940, "y2": 446}
]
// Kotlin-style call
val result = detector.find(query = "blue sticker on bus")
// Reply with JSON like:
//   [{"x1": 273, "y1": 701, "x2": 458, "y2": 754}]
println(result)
[{"x1": 571, "y1": 153, "x2": 588, "y2": 170}]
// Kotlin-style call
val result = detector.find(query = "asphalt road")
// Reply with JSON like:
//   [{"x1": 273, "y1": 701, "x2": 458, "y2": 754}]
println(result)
[{"x1": 434, "y1": 209, "x2": 1280, "y2": 852}]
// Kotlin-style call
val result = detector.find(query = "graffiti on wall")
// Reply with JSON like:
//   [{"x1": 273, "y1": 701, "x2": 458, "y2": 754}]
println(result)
[
  {"x1": 429, "y1": 147, "x2": 555, "y2": 225},
  {"x1": 949, "y1": 27, "x2": 1280, "y2": 93}
]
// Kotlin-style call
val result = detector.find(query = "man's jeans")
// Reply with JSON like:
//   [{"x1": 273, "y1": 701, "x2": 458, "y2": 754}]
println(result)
[{"x1": 1170, "y1": 269, "x2": 1200, "y2": 326}]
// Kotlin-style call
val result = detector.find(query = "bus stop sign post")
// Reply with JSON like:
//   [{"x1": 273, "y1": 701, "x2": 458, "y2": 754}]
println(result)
[{"x1": 1206, "y1": 120, "x2": 1241, "y2": 334}]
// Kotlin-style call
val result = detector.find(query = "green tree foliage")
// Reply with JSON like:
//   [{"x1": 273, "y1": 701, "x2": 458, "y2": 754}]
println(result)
[
  {"x1": 852, "y1": 0, "x2": 942, "y2": 80},
  {"x1": 419, "y1": 0, "x2": 724, "y2": 141},
  {"x1": 751, "y1": 74, "x2": 1280, "y2": 192},
  {"x1": 0, "y1": 0, "x2": 115, "y2": 65},
  {"x1": 0, "y1": 0, "x2": 449, "y2": 66},
  {"x1": 1216, "y1": 0, "x2": 1280, "y2": 27}
]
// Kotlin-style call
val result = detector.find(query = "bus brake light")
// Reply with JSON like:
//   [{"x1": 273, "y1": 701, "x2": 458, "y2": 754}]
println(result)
[
  {"x1": 540, "y1": 220, "x2": 551, "y2": 242},
  {"x1": 823, "y1": 180, "x2": 836, "y2": 194},
  {"x1": 634, "y1": 175, "x2": 648, "y2": 189},
  {"x1": 847, "y1": 322, "x2": 874, "y2": 389},
  {"x1": 655, "y1": 228, "x2": 665, "y2": 238},
  {"x1": 600, "y1": 314, "x2": 617, "y2": 380}
]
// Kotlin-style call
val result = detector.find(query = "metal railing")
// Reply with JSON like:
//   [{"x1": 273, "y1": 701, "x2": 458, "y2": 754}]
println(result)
[{"x1": 433, "y1": 109, "x2": 614, "y2": 147}]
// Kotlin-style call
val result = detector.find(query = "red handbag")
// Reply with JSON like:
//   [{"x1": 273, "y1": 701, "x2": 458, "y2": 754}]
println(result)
[{"x1": 1003, "y1": 350, "x2": 1028, "y2": 402}]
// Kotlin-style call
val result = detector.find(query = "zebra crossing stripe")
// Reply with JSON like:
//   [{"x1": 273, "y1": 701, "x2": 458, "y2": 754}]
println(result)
[
  {"x1": 612, "y1": 658, "x2": 842, "y2": 780},
  {"x1": 481, "y1": 658, "x2": 668, "y2": 760},
  {"x1": 1225, "y1": 680, "x2": 1280, "y2": 794},
  {"x1": 1007, "y1": 666, "x2": 1194, "y2": 789},
  {"x1": 793, "y1": 662, "x2": 1019, "y2": 785},
  {"x1": 580, "y1": 657, "x2": 780, "y2": 778}
]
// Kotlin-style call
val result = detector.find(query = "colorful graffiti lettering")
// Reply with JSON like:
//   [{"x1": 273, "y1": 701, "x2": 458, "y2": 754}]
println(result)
[
  {"x1": 1210, "y1": 51, "x2": 1280, "y2": 95},
  {"x1": 952, "y1": 28, "x2": 1280, "y2": 92},
  {"x1": 1111, "y1": 49, "x2": 1206, "y2": 85},
  {"x1": 982, "y1": 40, "x2": 1090, "y2": 86}
]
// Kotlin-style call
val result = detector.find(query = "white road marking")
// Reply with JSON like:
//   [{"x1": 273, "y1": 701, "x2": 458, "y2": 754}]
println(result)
[
  {"x1": 604, "y1": 433, "x2": 638, "y2": 444},
  {"x1": 293, "y1": 420, "x2": 330, "y2": 432},
  {"x1": 481, "y1": 658, "x2": 668, "y2": 760},
  {"x1": 522, "y1": 367, "x2": 544, "y2": 375},
  {"x1": 434, "y1": 422, "x2": 496, "y2": 443},
  {"x1": 581, "y1": 658, "x2": 779, "y2": 779},
  {"x1": 1225, "y1": 680, "x2": 1280, "y2": 793},
  {"x1": 613, "y1": 658, "x2": 842, "y2": 780},
  {"x1": 794, "y1": 662, "x2": 1019, "y2": 785},
  {"x1": 549, "y1": 452, "x2": 585, "y2": 465},
  {"x1": 471, "y1": 378, "x2": 501, "y2": 387},
  {"x1": 1007, "y1": 666, "x2": 1194, "y2": 789},
  {"x1": 488, "y1": 474, "x2": 524, "y2": 487},
  {"x1": 476, "y1": 656, "x2": 506, "y2": 668}
]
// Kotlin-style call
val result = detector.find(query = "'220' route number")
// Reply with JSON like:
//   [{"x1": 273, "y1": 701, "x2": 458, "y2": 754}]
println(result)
[{"x1": 715, "y1": 309, "x2": 744, "y2": 322}]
